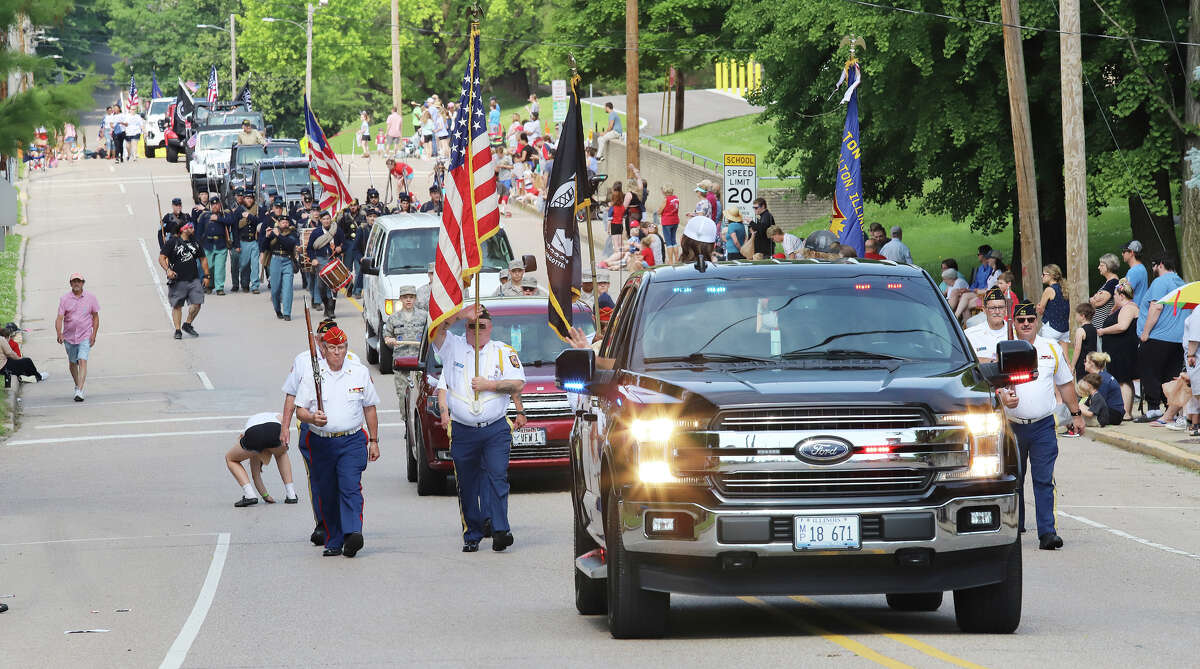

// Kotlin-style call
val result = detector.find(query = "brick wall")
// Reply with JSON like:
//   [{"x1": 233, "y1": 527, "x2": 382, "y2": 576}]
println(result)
[{"x1": 597, "y1": 139, "x2": 831, "y2": 229}]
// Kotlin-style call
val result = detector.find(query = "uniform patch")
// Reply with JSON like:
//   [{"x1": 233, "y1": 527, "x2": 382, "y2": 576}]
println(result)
[
  {"x1": 509, "y1": 354, "x2": 521, "y2": 368},
  {"x1": 349, "y1": 387, "x2": 364, "y2": 393}
]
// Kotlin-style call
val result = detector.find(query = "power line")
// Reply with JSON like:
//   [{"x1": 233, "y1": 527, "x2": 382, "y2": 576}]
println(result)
[{"x1": 839, "y1": 0, "x2": 1200, "y2": 47}]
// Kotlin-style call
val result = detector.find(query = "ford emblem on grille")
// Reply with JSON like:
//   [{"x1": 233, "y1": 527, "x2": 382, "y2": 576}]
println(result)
[{"x1": 795, "y1": 437, "x2": 853, "y2": 464}]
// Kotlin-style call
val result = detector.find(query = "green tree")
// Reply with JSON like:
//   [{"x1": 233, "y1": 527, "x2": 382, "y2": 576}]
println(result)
[{"x1": 100, "y1": 0, "x2": 238, "y2": 94}]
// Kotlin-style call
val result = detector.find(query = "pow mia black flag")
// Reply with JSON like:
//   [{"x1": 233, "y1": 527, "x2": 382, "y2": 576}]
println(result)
[
  {"x1": 174, "y1": 81, "x2": 195, "y2": 124},
  {"x1": 544, "y1": 73, "x2": 594, "y2": 341},
  {"x1": 236, "y1": 83, "x2": 253, "y2": 110}
]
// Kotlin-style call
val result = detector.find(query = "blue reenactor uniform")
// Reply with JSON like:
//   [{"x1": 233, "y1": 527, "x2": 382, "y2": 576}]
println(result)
[{"x1": 201, "y1": 194, "x2": 234, "y2": 295}]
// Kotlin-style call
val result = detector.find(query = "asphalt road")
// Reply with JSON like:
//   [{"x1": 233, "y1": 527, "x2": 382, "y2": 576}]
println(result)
[
  {"x1": 3, "y1": 148, "x2": 1200, "y2": 668},
  {"x1": 585, "y1": 90, "x2": 764, "y2": 137}
]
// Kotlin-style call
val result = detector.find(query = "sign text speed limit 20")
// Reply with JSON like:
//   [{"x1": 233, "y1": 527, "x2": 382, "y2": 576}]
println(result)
[{"x1": 723, "y1": 153, "x2": 757, "y2": 222}]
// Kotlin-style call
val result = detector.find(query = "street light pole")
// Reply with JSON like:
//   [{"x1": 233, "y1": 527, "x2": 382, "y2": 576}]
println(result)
[{"x1": 230, "y1": 14, "x2": 237, "y2": 98}]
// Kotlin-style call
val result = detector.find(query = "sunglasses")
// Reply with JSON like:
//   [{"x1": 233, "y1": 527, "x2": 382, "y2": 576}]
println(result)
[
  {"x1": 1015, "y1": 317, "x2": 1037, "y2": 324},
  {"x1": 465, "y1": 322, "x2": 490, "y2": 330}
]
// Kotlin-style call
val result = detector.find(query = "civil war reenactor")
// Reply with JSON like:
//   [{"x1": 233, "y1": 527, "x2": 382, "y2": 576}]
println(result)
[
  {"x1": 353, "y1": 207, "x2": 379, "y2": 298},
  {"x1": 492, "y1": 259, "x2": 525, "y2": 297},
  {"x1": 382, "y1": 285, "x2": 427, "y2": 404},
  {"x1": 259, "y1": 196, "x2": 288, "y2": 292},
  {"x1": 291, "y1": 188, "x2": 317, "y2": 229},
  {"x1": 190, "y1": 190, "x2": 210, "y2": 225},
  {"x1": 996, "y1": 301, "x2": 1083, "y2": 551},
  {"x1": 306, "y1": 210, "x2": 344, "y2": 318},
  {"x1": 337, "y1": 199, "x2": 366, "y2": 299},
  {"x1": 231, "y1": 188, "x2": 262, "y2": 293},
  {"x1": 263, "y1": 208, "x2": 299, "y2": 320},
  {"x1": 416, "y1": 261, "x2": 435, "y2": 311},
  {"x1": 430, "y1": 304, "x2": 525, "y2": 552},
  {"x1": 158, "y1": 220, "x2": 209, "y2": 339},
  {"x1": 365, "y1": 186, "x2": 388, "y2": 215},
  {"x1": 158, "y1": 197, "x2": 188, "y2": 250},
  {"x1": 202, "y1": 194, "x2": 234, "y2": 295},
  {"x1": 293, "y1": 325, "x2": 381, "y2": 558},
  {"x1": 395, "y1": 192, "x2": 416, "y2": 213}
]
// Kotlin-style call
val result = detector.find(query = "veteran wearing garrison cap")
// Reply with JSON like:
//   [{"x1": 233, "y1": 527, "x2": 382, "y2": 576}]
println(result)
[{"x1": 964, "y1": 287, "x2": 1012, "y2": 362}]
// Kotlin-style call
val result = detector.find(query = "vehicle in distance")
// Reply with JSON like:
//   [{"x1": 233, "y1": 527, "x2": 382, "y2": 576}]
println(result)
[
  {"x1": 401, "y1": 298, "x2": 596, "y2": 494},
  {"x1": 556, "y1": 259, "x2": 1037, "y2": 638},
  {"x1": 223, "y1": 141, "x2": 303, "y2": 206},
  {"x1": 143, "y1": 96, "x2": 173, "y2": 158},
  {"x1": 189, "y1": 129, "x2": 242, "y2": 199}
]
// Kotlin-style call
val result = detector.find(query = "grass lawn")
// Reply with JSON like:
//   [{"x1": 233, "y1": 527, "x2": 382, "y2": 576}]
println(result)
[{"x1": 0, "y1": 232, "x2": 21, "y2": 434}]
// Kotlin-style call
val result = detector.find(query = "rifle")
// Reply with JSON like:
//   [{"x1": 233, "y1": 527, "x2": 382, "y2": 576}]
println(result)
[{"x1": 303, "y1": 297, "x2": 324, "y2": 411}]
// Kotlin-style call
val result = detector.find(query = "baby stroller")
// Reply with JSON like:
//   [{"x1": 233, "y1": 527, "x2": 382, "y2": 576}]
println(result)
[{"x1": 396, "y1": 135, "x2": 420, "y2": 159}]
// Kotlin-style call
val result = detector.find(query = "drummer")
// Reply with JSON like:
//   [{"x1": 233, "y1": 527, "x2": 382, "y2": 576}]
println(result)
[{"x1": 306, "y1": 210, "x2": 344, "y2": 318}]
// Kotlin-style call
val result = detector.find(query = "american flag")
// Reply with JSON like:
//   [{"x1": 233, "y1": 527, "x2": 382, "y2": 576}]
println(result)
[
  {"x1": 205, "y1": 66, "x2": 218, "y2": 105},
  {"x1": 428, "y1": 28, "x2": 500, "y2": 331},
  {"x1": 303, "y1": 97, "x2": 353, "y2": 216},
  {"x1": 127, "y1": 74, "x2": 140, "y2": 111}
]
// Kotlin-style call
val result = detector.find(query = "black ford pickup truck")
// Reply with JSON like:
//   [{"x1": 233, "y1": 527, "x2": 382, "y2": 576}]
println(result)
[{"x1": 556, "y1": 259, "x2": 1036, "y2": 638}]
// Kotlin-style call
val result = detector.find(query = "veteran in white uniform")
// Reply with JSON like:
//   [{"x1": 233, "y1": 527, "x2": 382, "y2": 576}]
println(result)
[{"x1": 963, "y1": 288, "x2": 1012, "y2": 362}]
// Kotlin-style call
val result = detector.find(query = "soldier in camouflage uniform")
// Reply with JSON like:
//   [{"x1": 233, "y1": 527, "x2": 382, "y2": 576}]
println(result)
[
  {"x1": 382, "y1": 285, "x2": 428, "y2": 401},
  {"x1": 492, "y1": 258, "x2": 525, "y2": 297},
  {"x1": 415, "y1": 262, "x2": 434, "y2": 312}
]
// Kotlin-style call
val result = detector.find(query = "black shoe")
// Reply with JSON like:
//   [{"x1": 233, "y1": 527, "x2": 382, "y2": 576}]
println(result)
[
  {"x1": 182, "y1": 323, "x2": 198, "y2": 337},
  {"x1": 0, "y1": 602, "x2": 7, "y2": 613},
  {"x1": 284, "y1": 496, "x2": 298, "y2": 504},
  {"x1": 483, "y1": 519, "x2": 493, "y2": 538},
  {"x1": 234, "y1": 496, "x2": 258, "y2": 508},
  {"x1": 1038, "y1": 533, "x2": 1064, "y2": 550},
  {"x1": 492, "y1": 530, "x2": 514, "y2": 552},
  {"x1": 462, "y1": 540, "x2": 480, "y2": 553},
  {"x1": 310, "y1": 525, "x2": 326, "y2": 546},
  {"x1": 230, "y1": 287, "x2": 238, "y2": 293},
  {"x1": 276, "y1": 311, "x2": 284, "y2": 319},
  {"x1": 174, "y1": 329, "x2": 182, "y2": 340},
  {"x1": 283, "y1": 315, "x2": 291, "y2": 321},
  {"x1": 343, "y1": 532, "x2": 364, "y2": 557},
  {"x1": 252, "y1": 289, "x2": 260, "y2": 294},
  {"x1": 322, "y1": 547, "x2": 343, "y2": 556}
]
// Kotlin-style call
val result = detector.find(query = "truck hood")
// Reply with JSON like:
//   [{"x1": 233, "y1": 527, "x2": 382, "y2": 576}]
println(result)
[{"x1": 618, "y1": 362, "x2": 992, "y2": 416}]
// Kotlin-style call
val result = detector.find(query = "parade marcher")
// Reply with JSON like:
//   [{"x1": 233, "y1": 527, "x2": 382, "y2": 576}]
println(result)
[
  {"x1": 190, "y1": 191, "x2": 210, "y2": 224},
  {"x1": 306, "y1": 210, "x2": 344, "y2": 317},
  {"x1": 430, "y1": 304, "x2": 525, "y2": 552},
  {"x1": 416, "y1": 262, "x2": 435, "y2": 311},
  {"x1": 55, "y1": 272, "x2": 99, "y2": 402},
  {"x1": 419, "y1": 186, "x2": 444, "y2": 214},
  {"x1": 159, "y1": 197, "x2": 187, "y2": 250},
  {"x1": 236, "y1": 118, "x2": 267, "y2": 146},
  {"x1": 578, "y1": 269, "x2": 596, "y2": 309},
  {"x1": 365, "y1": 187, "x2": 389, "y2": 215},
  {"x1": 963, "y1": 288, "x2": 1010, "y2": 363},
  {"x1": 394, "y1": 192, "x2": 415, "y2": 213},
  {"x1": 382, "y1": 285, "x2": 427, "y2": 403},
  {"x1": 996, "y1": 301, "x2": 1081, "y2": 551},
  {"x1": 202, "y1": 195, "x2": 233, "y2": 295},
  {"x1": 159, "y1": 221, "x2": 209, "y2": 339},
  {"x1": 520, "y1": 275, "x2": 546, "y2": 296},
  {"x1": 232, "y1": 189, "x2": 262, "y2": 294},
  {"x1": 225, "y1": 412, "x2": 297, "y2": 507},
  {"x1": 353, "y1": 207, "x2": 378, "y2": 298},
  {"x1": 290, "y1": 188, "x2": 316, "y2": 229},
  {"x1": 337, "y1": 200, "x2": 366, "y2": 299},
  {"x1": 281, "y1": 319, "x2": 362, "y2": 545},
  {"x1": 263, "y1": 212, "x2": 299, "y2": 320},
  {"x1": 294, "y1": 326, "x2": 380, "y2": 557},
  {"x1": 492, "y1": 259, "x2": 525, "y2": 297}
]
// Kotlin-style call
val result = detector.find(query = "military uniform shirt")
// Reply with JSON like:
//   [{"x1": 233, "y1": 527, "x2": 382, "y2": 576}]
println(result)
[
  {"x1": 963, "y1": 322, "x2": 1010, "y2": 361},
  {"x1": 492, "y1": 282, "x2": 523, "y2": 297},
  {"x1": 433, "y1": 331, "x2": 525, "y2": 425},
  {"x1": 295, "y1": 358, "x2": 380, "y2": 434},
  {"x1": 1008, "y1": 337, "x2": 1073, "y2": 421},
  {"x1": 416, "y1": 283, "x2": 432, "y2": 311},
  {"x1": 382, "y1": 307, "x2": 428, "y2": 358}
]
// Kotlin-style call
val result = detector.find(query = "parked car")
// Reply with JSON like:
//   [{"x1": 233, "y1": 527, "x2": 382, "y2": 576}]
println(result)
[
  {"x1": 189, "y1": 128, "x2": 242, "y2": 200},
  {"x1": 223, "y1": 139, "x2": 303, "y2": 207},
  {"x1": 400, "y1": 297, "x2": 596, "y2": 495},
  {"x1": 143, "y1": 96, "x2": 173, "y2": 158},
  {"x1": 360, "y1": 213, "x2": 524, "y2": 373}
]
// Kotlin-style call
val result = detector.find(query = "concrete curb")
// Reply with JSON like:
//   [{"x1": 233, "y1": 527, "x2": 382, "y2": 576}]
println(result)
[
  {"x1": 4, "y1": 234, "x2": 28, "y2": 435},
  {"x1": 1088, "y1": 426, "x2": 1200, "y2": 472}
]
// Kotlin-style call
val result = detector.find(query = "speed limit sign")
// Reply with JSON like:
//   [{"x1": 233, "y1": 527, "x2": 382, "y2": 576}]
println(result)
[{"x1": 723, "y1": 153, "x2": 757, "y2": 222}]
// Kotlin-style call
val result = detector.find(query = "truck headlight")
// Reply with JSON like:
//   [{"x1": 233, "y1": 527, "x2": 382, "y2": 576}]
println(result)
[
  {"x1": 384, "y1": 299, "x2": 395, "y2": 316},
  {"x1": 937, "y1": 412, "x2": 1003, "y2": 481},
  {"x1": 630, "y1": 418, "x2": 677, "y2": 483},
  {"x1": 630, "y1": 418, "x2": 674, "y2": 442}
]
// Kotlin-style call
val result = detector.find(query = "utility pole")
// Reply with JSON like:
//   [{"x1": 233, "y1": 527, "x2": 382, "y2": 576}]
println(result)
[
  {"x1": 1181, "y1": 0, "x2": 1200, "y2": 282},
  {"x1": 229, "y1": 14, "x2": 237, "y2": 98},
  {"x1": 305, "y1": 2, "x2": 314, "y2": 104},
  {"x1": 625, "y1": 0, "x2": 639, "y2": 173},
  {"x1": 1000, "y1": 0, "x2": 1042, "y2": 299},
  {"x1": 390, "y1": 0, "x2": 401, "y2": 109},
  {"x1": 1060, "y1": 0, "x2": 1087, "y2": 320}
]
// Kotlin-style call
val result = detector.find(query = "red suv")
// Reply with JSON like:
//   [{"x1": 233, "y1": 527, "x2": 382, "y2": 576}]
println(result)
[{"x1": 399, "y1": 298, "x2": 595, "y2": 495}]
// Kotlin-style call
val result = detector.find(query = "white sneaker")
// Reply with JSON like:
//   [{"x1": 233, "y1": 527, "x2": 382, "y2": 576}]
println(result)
[
  {"x1": 73, "y1": 388, "x2": 84, "y2": 402},
  {"x1": 1167, "y1": 417, "x2": 1188, "y2": 430},
  {"x1": 38, "y1": 371, "x2": 49, "y2": 382}
]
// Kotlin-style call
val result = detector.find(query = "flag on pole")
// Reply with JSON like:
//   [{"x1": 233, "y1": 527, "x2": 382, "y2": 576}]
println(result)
[
  {"x1": 544, "y1": 73, "x2": 593, "y2": 341},
  {"x1": 205, "y1": 66, "x2": 219, "y2": 105},
  {"x1": 428, "y1": 25, "x2": 500, "y2": 332},
  {"x1": 236, "y1": 83, "x2": 253, "y2": 110},
  {"x1": 151, "y1": 71, "x2": 163, "y2": 99},
  {"x1": 127, "y1": 74, "x2": 140, "y2": 112},
  {"x1": 828, "y1": 60, "x2": 865, "y2": 257},
  {"x1": 303, "y1": 97, "x2": 353, "y2": 216}
]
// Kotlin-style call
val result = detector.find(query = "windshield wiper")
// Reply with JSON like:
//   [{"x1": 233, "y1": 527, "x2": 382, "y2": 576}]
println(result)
[
  {"x1": 644, "y1": 352, "x2": 777, "y2": 364},
  {"x1": 781, "y1": 348, "x2": 909, "y2": 361}
]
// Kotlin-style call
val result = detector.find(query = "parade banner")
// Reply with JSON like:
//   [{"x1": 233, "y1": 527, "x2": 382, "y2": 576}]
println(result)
[
  {"x1": 544, "y1": 72, "x2": 592, "y2": 341},
  {"x1": 829, "y1": 61, "x2": 865, "y2": 256}
]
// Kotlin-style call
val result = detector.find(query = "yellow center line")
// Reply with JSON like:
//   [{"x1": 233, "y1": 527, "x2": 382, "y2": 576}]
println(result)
[
  {"x1": 739, "y1": 596, "x2": 913, "y2": 669},
  {"x1": 347, "y1": 295, "x2": 364, "y2": 313},
  {"x1": 788, "y1": 596, "x2": 990, "y2": 669}
]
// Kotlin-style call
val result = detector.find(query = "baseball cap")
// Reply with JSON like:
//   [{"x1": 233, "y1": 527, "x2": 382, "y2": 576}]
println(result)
[
  {"x1": 1122, "y1": 240, "x2": 1143, "y2": 253},
  {"x1": 521, "y1": 276, "x2": 538, "y2": 288},
  {"x1": 397, "y1": 285, "x2": 417, "y2": 297},
  {"x1": 69, "y1": 272, "x2": 85, "y2": 282},
  {"x1": 508, "y1": 259, "x2": 525, "y2": 271}
]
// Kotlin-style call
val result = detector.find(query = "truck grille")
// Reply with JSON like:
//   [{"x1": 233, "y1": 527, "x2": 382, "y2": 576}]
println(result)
[
  {"x1": 713, "y1": 406, "x2": 928, "y2": 431},
  {"x1": 771, "y1": 515, "x2": 882, "y2": 542},
  {"x1": 508, "y1": 392, "x2": 573, "y2": 420},
  {"x1": 716, "y1": 469, "x2": 931, "y2": 497},
  {"x1": 510, "y1": 442, "x2": 570, "y2": 460}
]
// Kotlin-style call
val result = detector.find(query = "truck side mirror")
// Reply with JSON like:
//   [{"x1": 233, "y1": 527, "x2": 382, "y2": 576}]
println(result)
[
  {"x1": 361, "y1": 257, "x2": 378, "y2": 275},
  {"x1": 556, "y1": 348, "x2": 595, "y2": 393},
  {"x1": 523, "y1": 254, "x2": 538, "y2": 273},
  {"x1": 988, "y1": 339, "x2": 1038, "y2": 386}
]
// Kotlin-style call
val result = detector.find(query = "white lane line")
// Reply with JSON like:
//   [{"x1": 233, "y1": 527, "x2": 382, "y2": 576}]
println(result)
[
  {"x1": 1060, "y1": 511, "x2": 1200, "y2": 562},
  {"x1": 119, "y1": 182, "x2": 126, "y2": 193},
  {"x1": 86, "y1": 371, "x2": 192, "y2": 380},
  {"x1": 32, "y1": 238, "x2": 142, "y2": 246},
  {"x1": 138, "y1": 237, "x2": 173, "y2": 325},
  {"x1": 34, "y1": 409, "x2": 401, "y2": 429},
  {"x1": 159, "y1": 532, "x2": 230, "y2": 669},
  {"x1": 125, "y1": 203, "x2": 134, "y2": 215},
  {"x1": 8, "y1": 423, "x2": 405, "y2": 445},
  {"x1": 22, "y1": 397, "x2": 166, "y2": 410},
  {"x1": 196, "y1": 371, "x2": 214, "y2": 390},
  {"x1": 0, "y1": 532, "x2": 217, "y2": 548}
]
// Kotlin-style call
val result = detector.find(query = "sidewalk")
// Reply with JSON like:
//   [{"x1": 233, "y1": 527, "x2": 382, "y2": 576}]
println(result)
[{"x1": 1084, "y1": 420, "x2": 1200, "y2": 472}]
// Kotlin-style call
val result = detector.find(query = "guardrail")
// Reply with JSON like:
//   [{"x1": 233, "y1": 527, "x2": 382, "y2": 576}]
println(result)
[{"x1": 636, "y1": 135, "x2": 800, "y2": 184}]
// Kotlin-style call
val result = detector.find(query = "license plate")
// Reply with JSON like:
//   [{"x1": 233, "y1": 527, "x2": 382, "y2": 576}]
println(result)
[
  {"x1": 793, "y1": 515, "x2": 860, "y2": 550},
  {"x1": 512, "y1": 427, "x2": 546, "y2": 446}
]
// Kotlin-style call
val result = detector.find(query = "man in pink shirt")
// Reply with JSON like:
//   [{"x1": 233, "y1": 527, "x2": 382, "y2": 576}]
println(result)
[
  {"x1": 55, "y1": 272, "x2": 100, "y2": 402},
  {"x1": 385, "y1": 106, "x2": 404, "y2": 154}
]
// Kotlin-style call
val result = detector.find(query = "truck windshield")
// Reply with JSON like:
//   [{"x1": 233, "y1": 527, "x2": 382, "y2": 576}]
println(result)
[
  {"x1": 207, "y1": 112, "x2": 262, "y2": 128},
  {"x1": 383, "y1": 228, "x2": 512, "y2": 275},
  {"x1": 430, "y1": 311, "x2": 594, "y2": 371},
  {"x1": 257, "y1": 167, "x2": 310, "y2": 187},
  {"x1": 197, "y1": 132, "x2": 240, "y2": 151},
  {"x1": 148, "y1": 100, "x2": 170, "y2": 116},
  {"x1": 633, "y1": 275, "x2": 968, "y2": 366}
]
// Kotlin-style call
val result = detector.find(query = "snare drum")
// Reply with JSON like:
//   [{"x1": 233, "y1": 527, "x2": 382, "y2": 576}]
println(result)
[{"x1": 319, "y1": 258, "x2": 352, "y2": 292}]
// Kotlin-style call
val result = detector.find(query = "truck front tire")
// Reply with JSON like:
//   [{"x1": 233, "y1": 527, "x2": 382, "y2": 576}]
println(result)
[
  {"x1": 605, "y1": 487, "x2": 668, "y2": 638},
  {"x1": 415, "y1": 427, "x2": 446, "y2": 496},
  {"x1": 166, "y1": 143, "x2": 179, "y2": 163},
  {"x1": 953, "y1": 540, "x2": 1022, "y2": 633}
]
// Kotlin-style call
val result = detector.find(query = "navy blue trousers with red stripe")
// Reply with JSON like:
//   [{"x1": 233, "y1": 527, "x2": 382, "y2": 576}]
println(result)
[{"x1": 307, "y1": 429, "x2": 368, "y2": 550}]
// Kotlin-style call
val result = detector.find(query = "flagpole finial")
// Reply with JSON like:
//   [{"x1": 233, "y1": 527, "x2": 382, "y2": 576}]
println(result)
[
  {"x1": 470, "y1": 1, "x2": 483, "y2": 21},
  {"x1": 839, "y1": 34, "x2": 866, "y2": 60}
]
